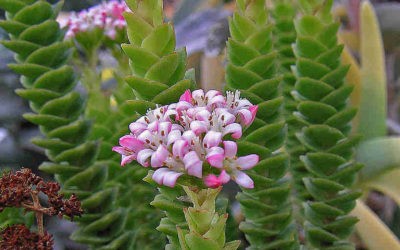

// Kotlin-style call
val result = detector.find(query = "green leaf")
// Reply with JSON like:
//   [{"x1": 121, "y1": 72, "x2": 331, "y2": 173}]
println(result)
[
  {"x1": 185, "y1": 233, "x2": 220, "y2": 250},
  {"x1": 357, "y1": 137, "x2": 400, "y2": 180},
  {"x1": 122, "y1": 44, "x2": 159, "y2": 76},
  {"x1": 19, "y1": 20, "x2": 60, "y2": 46},
  {"x1": 0, "y1": 0, "x2": 26, "y2": 14},
  {"x1": 350, "y1": 200, "x2": 400, "y2": 250},
  {"x1": 295, "y1": 16, "x2": 323, "y2": 36},
  {"x1": 33, "y1": 65, "x2": 75, "y2": 93},
  {"x1": 1, "y1": 40, "x2": 41, "y2": 59},
  {"x1": 145, "y1": 53, "x2": 179, "y2": 83},
  {"x1": 357, "y1": 0, "x2": 387, "y2": 140},
  {"x1": 125, "y1": 75, "x2": 167, "y2": 99},
  {"x1": 123, "y1": 12, "x2": 153, "y2": 45},
  {"x1": 366, "y1": 169, "x2": 400, "y2": 206},
  {"x1": 9, "y1": 63, "x2": 51, "y2": 79},
  {"x1": 0, "y1": 20, "x2": 28, "y2": 36},
  {"x1": 142, "y1": 24, "x2": 175, "y2": 56},
  {"x1": 13, "y1": 1, "x2": 53, "y2": 25},
  {"x1": 26, "y1": 42, "x2": 70, "y2": 68},
  {"x1": 298, "y1": 101, "x2": 336, "y2": 124},
  {"x1": 152, "y1": 79, "x2": 192, "y2": 105},
  {"x1": 295, "y1": 77, "x2": 334, "y2": 101}
]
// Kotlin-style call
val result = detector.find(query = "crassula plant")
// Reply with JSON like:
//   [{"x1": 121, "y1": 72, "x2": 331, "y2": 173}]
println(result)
[{"x1": 3, "y1": 0, "x2": 395, "y2": 249}]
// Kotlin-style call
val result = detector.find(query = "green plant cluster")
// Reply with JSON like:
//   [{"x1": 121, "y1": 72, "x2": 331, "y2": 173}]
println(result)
[
  {"x1": 0, "y1": 1, "x2": 164, "y2": 249},
  {"x1": 121, "y1": 0, "x2": 196, "y2": 249},
  {"x1": 273, "y1": 1, "x2": 310, "y2": 203},
  {"x1": 291, "y1": 0, "x2": 362, "y2": 248},
  {"x1": 225, "y1": 0, "x2": 296, "y2": 249}
]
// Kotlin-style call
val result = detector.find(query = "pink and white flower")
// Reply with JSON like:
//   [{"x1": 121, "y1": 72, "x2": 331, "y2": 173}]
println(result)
[
  {"x1": 113, "y1": 89, "x2": 259, "y2": 188},
  {"x1": 61, "y1": 1, "x2": 130, "y2": 40}
]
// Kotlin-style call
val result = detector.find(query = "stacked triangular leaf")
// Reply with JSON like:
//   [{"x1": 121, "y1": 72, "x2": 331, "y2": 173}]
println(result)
[
  {"x1": 121, "y1": 0, "x2": 195, "y2": 248},
  {"x1": 272, "y1": 0, "x2": 310, "y2": 202},
  {"x1": 292, "y1": 0, "x2": 362, "y2": 248},
  {"x1": 226, "y1": 0, "x2": 297, "y2": 249}
]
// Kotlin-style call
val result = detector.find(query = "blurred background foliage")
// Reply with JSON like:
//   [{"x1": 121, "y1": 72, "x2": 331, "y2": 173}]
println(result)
[{"x1": 1, "y1": 0, "x2": 400, "y2": 249}]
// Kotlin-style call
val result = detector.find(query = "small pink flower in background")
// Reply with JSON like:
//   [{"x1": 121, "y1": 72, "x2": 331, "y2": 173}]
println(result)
[
  {"x1": 61, "y1": 1, "x2": 130, "y2": 40},
  {"x1": 113, "y1": 89, "x2": 259, "y2": 188}
]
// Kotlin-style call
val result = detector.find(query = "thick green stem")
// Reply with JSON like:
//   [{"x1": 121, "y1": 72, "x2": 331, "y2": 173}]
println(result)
[{"x1": 177, "y1": 186, "x2": 240, "y2": 250}]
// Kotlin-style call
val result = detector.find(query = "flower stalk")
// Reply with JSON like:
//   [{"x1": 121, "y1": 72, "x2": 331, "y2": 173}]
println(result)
[{"x1": 177, "y1": 186, "x2": 241, "y2": 250}]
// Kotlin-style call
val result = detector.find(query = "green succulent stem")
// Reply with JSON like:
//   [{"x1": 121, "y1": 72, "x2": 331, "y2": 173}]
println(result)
[
  {"x1": 271, "y1": 0, "x2": 308, "y2": 226},
  {"x1": 122, "y1": 0, "x2": 197, "y2": 248},
  {"x1": 177, "y1": 186, "x2": 241, "y2": 250},
  {"x1": 226, "y1": 0, "x2": 297, "y2": 249},
  {"x1": 292, "y1": 0, "x2": 362, "y2": 248}
]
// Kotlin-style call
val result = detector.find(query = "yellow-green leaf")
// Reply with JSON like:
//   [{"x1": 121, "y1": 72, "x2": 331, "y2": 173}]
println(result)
[
  {"x1": 357, "y1": 1, "x2": 387, "y2": 140},
  {"x1": 350, "y1": 200, "x2": 400, "y2": 250},
  {"x1": 366, "y1": 168, "x2": 400, "y2": 206}
]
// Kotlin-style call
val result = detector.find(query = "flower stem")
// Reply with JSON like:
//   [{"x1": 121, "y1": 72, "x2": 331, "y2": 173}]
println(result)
[{"x1": 30, "y1": 191, "x2": 44, "y2": 236}]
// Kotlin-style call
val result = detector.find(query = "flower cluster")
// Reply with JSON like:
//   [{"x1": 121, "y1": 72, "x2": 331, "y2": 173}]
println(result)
[
  {"x1": 0, "y1": 224, "x2": 53, "y2": 250},
  {"x1": 63, "y1": 1, "x2": 129, "y2": 39},
  {"x1": 0, "y1": 168, "x2": 83, "y2": 220},
  {"x1": 113, "y1": 90, "x2": 259, "y2": 188}
]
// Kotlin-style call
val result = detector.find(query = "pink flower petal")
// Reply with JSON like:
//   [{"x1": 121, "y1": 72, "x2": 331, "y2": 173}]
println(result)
[
  {"x1": 171, "y1": 124, "x2": 184, "y2": 132},
  {"x1": 238, "y1": 109, "x2": 253, "y2": 126},
  {"x1": 192, "y1": 89, "x2": 205, "y2": 100},
  {"x1": 151, "y1": 145, "x2": 169, "y2": 168},
  {"x1": 223, "y1": 141, "x2": 237, "y2": 158},
  {"x1": 138, "y1": 130, "x2": 153, "y2": 144},
  {"x1": 176, "y1": 101, "x2": 192, "y2": 114},
  {"x1": 209, "y1": 94, "x2": 225, "y2": 105},
  {"x1": 223, "y1": 123, "x2": 242, "y2": 139},
  {"x1": 203, "y1": 131, "x2": 222, "y2": 148},
  {"x1": 179, "y1": 89, "x2": 192, "y2": 102},
  {"x1": 195, "y1": 109, "x2": 211, "y2": 122},
  {"x1": 112, "y1": 146, "x2": 129, "y2": 155},
  {"x1": 163, "y1": 171, "x2": 184, "y2": 187},
  {"x1": 205, "y1": 90, "x2": 220, "y2": 100},
  {"x1": 129, "y1": 122, "x2": 147, "y2": 134},
  {"x1": 187, "y1": 107, "x2": 206, "y2": 118},
  {"x1": 218, "y1": 110, "x2": 236, "y2": 125},
  {"x1": 119, "y1": 135, "x2": 144, "y2": 151},
  {"x1": 233, "y1": 171, "x2": 254, "y2": 189},
  {"x1": 183, "y1": 151, "x2": 202, "y2": 178},
  {"x1": 204, "y1": 170, "x2": 230, "y2": 188},
  {"x1": 152, "y1": 168, "x2": 183, "y2": 188},
  {"x1": 206, "y1": 147, "x2": 224, "y2": 168},
  {"x1": 218, "y1": 170, "x2": 231, "y2": 183},
  {"x1": 190, "y1": 121, "x2": 208, "y2": 135},
  {"x1": 204, "y1": 174, "x2": 222, "y2": 188},
  {"x1": 182, "y1": 130, "x2": 196, "y2": 142},
  {"x1": 236, "y1": 99, "x2": 252, "y2": 109},
  {"x1": 167, "y1": 130, "x2": 182, "y2": 145},
  {"x1": 158, "y1": 122, "x2": 172, "y2": 137},
  {"x1": 152, "y1": 168, "x2": 168, "y2": 185},
  {"x1": 147, "y1": 121, "x2": 159, "y2": 132},
  {"x1": 164, "y1": 107, "x2": 177, "y2": 120},
  {"x1": 236, "y1": 154, "x2": 259, "y2": 170},
  {"x1": 249, "y1": 105, "x2": 258, "y2": 124},
  {"x1": 172, "y1": 139, "x2": 189, "y2": 159},
  {"x1": 137, "y1": 149, "x2": 154, "y2": 167},
  {"x1": 121, "y1": 155, "x2": 136, "y2": 166}
]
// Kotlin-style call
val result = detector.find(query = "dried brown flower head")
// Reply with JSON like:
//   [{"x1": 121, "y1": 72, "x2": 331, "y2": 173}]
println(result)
[
  {"x1": 0, "y1": 224, "x2": 53, "y2": 250},
  {"x1": 0, "y1": 168, "x2": 83, "y2": 219}
]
